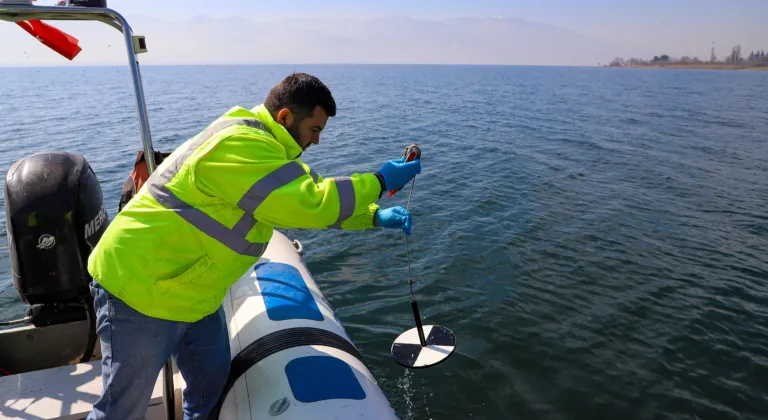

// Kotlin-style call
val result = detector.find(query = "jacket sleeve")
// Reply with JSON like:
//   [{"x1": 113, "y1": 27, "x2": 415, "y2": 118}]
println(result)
[
  {"x1": 297, "y1": 159, "x2": 323, "y2": 184},
  {"x1": 194, "y1": 130, "x2": 382, "y2": 230}
]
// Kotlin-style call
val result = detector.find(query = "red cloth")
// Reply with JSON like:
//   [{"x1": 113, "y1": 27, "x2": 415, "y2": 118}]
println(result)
[{"x1": 16, "y1": 19, "x2": 81, "y2": 60}]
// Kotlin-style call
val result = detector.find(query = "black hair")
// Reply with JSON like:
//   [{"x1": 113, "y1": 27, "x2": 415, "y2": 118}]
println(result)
[{"x1": 264, "y1": 72, "x2": 337, "y2": 119}]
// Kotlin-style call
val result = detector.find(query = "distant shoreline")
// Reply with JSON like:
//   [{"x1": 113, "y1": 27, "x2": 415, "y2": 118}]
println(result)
[{"x1": 603, "y1": 64, "x2": 768, "y2": 71}]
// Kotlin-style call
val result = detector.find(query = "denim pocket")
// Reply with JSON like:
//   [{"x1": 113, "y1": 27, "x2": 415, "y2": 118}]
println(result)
[
  {"x1": 154, "y1": 255, "x2": 214, "y2": 294},
  {"x1": 90, "y1": 281, "x2": 104, "y2": 313}
]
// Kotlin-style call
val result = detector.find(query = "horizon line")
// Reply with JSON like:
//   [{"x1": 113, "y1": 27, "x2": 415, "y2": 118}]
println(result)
[{"x1": 0, "y1": 62, "x2": 601, "y2": 69}]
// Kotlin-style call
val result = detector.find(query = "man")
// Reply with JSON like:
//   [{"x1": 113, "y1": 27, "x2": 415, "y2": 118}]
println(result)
[{"x1": 86, "y1": 72, "x2": 421, "y2": 420}]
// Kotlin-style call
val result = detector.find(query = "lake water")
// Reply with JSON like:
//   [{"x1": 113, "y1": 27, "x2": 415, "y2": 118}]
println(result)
[{"x1": 1, "y1": 64, "x2": 767, "y2": 420}]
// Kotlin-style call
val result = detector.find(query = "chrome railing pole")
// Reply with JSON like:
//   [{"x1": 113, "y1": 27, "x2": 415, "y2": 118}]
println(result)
[
  {"x1": 1, "y1": 3, "x2": 166, "y2": 417},
  {"x1": 0, "y1": 3, "x2": 157, "y2": 173},
  {"x1": 111, "y1": 12, "x2": 156, "y2": 173}
]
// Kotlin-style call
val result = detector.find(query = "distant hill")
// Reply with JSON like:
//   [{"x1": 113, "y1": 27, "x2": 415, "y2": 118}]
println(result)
[{"x1": 0, "y1": 15, "x2": 633, "y2": 66}]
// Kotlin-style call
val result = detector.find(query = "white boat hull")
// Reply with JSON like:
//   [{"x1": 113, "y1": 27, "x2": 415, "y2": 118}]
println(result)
[{"x1": 218, "y1": 230, "x2": 398, "y2": 419}]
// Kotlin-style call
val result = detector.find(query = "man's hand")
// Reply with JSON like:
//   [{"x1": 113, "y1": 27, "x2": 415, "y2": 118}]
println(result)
[
  {"x1": 375, "y1": 206, "x2": 413, "y2": 236},
  {"x1": 376, "y1": 157, "x2": 421, "y2": 192}
]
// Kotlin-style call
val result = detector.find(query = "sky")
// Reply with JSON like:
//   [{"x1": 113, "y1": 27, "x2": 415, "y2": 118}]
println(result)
[
  {"x1": 1, "y1": 0, "x2": 765, "y2": 66},
  {"x1": 97, "y1": 0, "x2": 765, "y2": 24}
]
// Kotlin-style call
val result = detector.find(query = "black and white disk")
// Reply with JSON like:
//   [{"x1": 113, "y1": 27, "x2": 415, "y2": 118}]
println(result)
[{"x1": 391, "y1": 325, "x2": 456, "y2": 369}]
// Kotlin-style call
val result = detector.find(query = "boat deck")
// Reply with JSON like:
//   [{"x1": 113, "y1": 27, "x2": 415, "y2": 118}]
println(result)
[{"x1": 0, "y1": 361, "x2": 166, "y2": 420}]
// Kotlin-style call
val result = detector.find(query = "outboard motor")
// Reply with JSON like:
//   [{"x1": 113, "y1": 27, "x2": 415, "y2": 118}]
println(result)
[{"x1": 4, "y1": 151, "x2": 108, "y2": 361}]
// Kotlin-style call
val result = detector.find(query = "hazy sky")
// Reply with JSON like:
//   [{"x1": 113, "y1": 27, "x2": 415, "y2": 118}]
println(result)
[
  {"x1": 104, "y1": 0, "x2": 763, "y2": 23},
  {"x1": 1, "y1": 0, "x2": 764, "y2": 66}
]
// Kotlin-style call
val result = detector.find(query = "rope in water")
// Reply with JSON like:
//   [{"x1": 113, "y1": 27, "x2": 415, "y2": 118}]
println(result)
[
  {"x1": 405, "y1": 177, "x2": 416, "y2": 302},
  {"x1": 402, "y1": 175, "x2": 429, "y2": 347}
]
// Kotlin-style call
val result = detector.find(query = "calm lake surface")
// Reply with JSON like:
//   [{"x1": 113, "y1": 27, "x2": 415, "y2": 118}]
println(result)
[{"x1": 1, "y1": 64, "x2": 767, "y2": 419}]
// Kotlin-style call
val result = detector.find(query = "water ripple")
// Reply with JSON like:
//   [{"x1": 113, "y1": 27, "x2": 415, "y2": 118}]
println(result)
[{"x1": 1, "y1": 65, "x2": 767, "y2": 419}]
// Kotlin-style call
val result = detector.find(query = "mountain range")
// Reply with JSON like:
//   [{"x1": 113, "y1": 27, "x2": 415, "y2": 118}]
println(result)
[{"x1": 1, "y1": 15, "x2": 651, "y2": 66}]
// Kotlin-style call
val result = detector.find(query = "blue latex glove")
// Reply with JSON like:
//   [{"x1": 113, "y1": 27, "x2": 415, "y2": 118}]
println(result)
[
  {"x1": 377, "y1": 157, "x2": 421, "y2": 192},
  {"x1": 375, "y1": 206, "x2": 413, "y2": 236}
]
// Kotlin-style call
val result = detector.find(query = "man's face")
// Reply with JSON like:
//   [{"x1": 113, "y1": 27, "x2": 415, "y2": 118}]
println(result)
[{"x1": 278, "y1": 106, "x2": 329, "y2": 151}]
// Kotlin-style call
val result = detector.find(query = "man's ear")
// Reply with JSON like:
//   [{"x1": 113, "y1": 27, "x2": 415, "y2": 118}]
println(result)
[{"x1": 276, "y1": 108, "x2": 293, "y2": 127}]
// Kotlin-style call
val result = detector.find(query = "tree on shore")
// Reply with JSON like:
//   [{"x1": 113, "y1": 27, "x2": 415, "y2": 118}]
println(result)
[
  {"x1": 728, "y1": 45, "x2": 742, "y2": 64},
  {"x1": 746, "y1": 49, "x2": 768, "y2": 66},
  {"x1": 606, "y1": 44, "x2": 766, "y2": 68}
]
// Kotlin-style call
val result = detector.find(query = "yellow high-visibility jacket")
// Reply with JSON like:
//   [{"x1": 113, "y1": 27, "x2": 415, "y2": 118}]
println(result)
[{"x1": 87, "y1": 104, "x2": 383, "y2": 322}]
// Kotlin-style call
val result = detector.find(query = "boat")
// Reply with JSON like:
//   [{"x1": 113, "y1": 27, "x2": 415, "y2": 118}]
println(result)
[{"x1": 0, "y1": 1, "x2": 400, "y2": 419}]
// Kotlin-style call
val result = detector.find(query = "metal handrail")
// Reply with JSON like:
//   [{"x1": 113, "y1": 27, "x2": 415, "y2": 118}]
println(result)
[
  {"x1": 1, "y1": 3, "x2": 169, "y2": 417},
  {"x1": 0, "y1": 2, "x2": 157, "y2": 173}
]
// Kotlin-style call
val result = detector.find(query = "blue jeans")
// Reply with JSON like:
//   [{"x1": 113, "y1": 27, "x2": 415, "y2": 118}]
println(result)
[{"x1": 87, "y1": 281, "x2": 231, "y2": 420}]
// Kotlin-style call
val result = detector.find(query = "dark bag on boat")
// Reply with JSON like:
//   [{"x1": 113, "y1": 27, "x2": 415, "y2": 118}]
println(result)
[{"x1": 118, "y1": 150, "x2": 171, "y2": 212}]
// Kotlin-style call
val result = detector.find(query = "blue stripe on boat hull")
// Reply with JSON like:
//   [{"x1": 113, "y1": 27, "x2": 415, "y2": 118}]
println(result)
[
  {"x1": 285, "y1": 356, "x2": 366, "y2": 403},
  {"x1": 255, "y1": 262, "x2": 324, "y2": 321}
]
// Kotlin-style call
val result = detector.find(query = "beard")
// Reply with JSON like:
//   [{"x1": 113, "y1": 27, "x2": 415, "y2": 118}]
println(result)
[{"x1": 286, "y1": 121, "x2": 309, "y2": 150}]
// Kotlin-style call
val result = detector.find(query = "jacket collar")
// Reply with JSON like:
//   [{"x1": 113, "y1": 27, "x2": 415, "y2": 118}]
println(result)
[{"x1": 251, "y1": 104, "x2": 303, "y2": 160}]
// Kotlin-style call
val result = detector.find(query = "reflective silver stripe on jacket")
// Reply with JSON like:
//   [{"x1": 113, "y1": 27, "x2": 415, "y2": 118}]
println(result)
[
  {"x1": 328, "y1": 177, "x2": 355, "y2": 229},
  {"x1": 309, "y1": 168, "x2": 320, "y2": 183},
  {"x1": 145, "y1": 118, "x2": 272, "y2": 257},
  {"x1": 145, "y1": 117, "x2": 356, "y2": 252},
  {"x1": 237, "y1": 162, "x2": 307, "y2": 215}
]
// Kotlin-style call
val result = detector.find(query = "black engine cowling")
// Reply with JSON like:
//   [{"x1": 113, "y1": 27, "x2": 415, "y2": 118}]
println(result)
[{"x1": 5, "y1": 151, "x2": 109, "y2": 307}]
